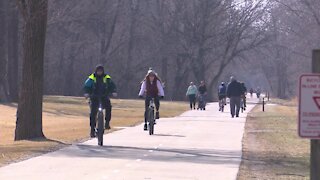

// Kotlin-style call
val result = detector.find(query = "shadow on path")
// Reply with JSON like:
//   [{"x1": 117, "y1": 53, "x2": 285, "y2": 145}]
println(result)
[
  {"x1": 48, "y1": 144, "x2": 242, "y2": 166},
  {"x1": 28, "y1": 137, "x2": 70, "y2": 146}
]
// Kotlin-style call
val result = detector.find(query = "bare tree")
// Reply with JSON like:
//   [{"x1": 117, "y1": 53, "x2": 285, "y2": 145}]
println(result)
[
  {"x1": 15, "y1": 0, "x2": 48, "y2": 140},
  {"x1": 248, "y1": 0, "x2": 319, "y2": 98},
  {"x1": 0, "y1": 0, "x2": 9, "y2": 102},
  {"x1": 7, "y1": 1, "x2": 20, "y2": 102},
  {"x1": 5, "y1": 0, "x2": 309, "y2": 100}
]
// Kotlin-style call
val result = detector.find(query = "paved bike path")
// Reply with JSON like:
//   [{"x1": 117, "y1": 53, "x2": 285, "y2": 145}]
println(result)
[{"x1": 0, "y1": 101, "x2": 256, "y2": 180}]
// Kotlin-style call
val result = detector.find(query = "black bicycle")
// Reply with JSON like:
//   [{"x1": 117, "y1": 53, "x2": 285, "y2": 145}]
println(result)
[
  {"x1": 147, "y1": 98, "x2": 156, "y2": 135},
  {"x1": 89, "y1": 95, "x2": 105, "y2": 146}
]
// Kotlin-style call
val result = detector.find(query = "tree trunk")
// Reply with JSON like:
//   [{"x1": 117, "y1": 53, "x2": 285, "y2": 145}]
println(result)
[
  {"x1": 192, "y1": 48, "x2": 206, "y2": 84},
  {"x1": 0, "y1": 0, "x2": 9, "y2": 102},
  {"x1": 64, "y1": 59, "x2": 74, "y2": 96},
  {"x1": 172, "y1": 55, "x2": 189, "y2": 100},
  {"x1": 15, "y1": 0, "x2": 48, "y2": 140},
  {"x1": 123, "y1": 0, "x2": 139, "y2": 98},
  {"x1": 208, "y1": 59, "x2": 230, "y2": 100},
  {"x1": 7, "y1": 1, "x2": 19, "y2": 102},
  {"x1": 99, "y1": 1, "x2": 120, "y2": 64}
]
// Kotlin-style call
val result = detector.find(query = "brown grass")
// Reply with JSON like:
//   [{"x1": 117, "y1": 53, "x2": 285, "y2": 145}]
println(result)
[
  {"x1": 0, "y1": 96, "x2": 188, "y2": 167},
  {"x1": 237, "y1": 103, "x2": 309, "y2": 179},
  {"x1": 269, "y1": 97, "x2": 298, "y2": 107}
]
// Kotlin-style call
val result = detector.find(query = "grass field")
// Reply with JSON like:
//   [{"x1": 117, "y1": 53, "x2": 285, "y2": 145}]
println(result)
[
  {"x1": 0, "y1": 96, "x2": 188, "y2": 167},
  {"x1": 237, "y1": 100, "x2": 310, "y2": 179}
]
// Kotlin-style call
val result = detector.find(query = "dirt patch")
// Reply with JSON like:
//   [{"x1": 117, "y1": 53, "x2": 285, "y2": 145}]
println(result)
[
  {"x1": 238, "y1": 104, "x2": 309, "y2": 179},
  {"x1": 0, "y1": 96, "x2": 188, "y2": 167}
]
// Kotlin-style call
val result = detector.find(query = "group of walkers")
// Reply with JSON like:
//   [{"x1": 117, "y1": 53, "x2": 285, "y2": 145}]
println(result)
[
  {"x1": 186, "y1": 81, "x2": 208, "y2": 110},
  {"x1": 186, "y1": 76, "x2": 248, "y2": 118},
  {"x1": 249, "y1": 87, "x2": 261, "y2": 98}
]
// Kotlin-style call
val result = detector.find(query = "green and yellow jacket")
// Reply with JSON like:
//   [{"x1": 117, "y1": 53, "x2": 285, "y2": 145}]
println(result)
[{"x1": 84, "y1": 73, "x2": 117, "y2": 96}]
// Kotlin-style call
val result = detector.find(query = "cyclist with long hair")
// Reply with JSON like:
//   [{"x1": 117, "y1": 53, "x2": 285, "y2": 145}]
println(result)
[{"x1": 139, "y1": 68, "x2": 165, "y2": 131}]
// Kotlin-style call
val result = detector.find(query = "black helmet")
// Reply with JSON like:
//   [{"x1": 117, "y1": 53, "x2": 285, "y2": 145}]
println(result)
[{"x1": 95, "y1": 64, "x2": 104, "y2": 72}]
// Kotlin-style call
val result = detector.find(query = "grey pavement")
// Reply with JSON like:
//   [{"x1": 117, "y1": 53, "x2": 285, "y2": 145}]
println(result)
[{"x1": 0, "y1": 96, "x2": 258, "y2": 180}]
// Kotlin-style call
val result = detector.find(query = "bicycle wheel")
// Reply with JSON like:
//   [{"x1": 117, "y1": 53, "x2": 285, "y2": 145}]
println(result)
[
  {"x1": 97, "y1": 111, "x2": 104, "y2": 146},
  {"x1": 148, "y1": 108, "x2": 154, "y2": 135}
]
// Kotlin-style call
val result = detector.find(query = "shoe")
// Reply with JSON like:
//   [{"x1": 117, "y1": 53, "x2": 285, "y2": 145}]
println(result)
[
  {"x1": 156, "y1": 112, "x2": 160, "y2": 119},
  {"x1": 236, "y1": 115, "x2": 239, "y2": 117},
  {"x1": 90, "y1": 128, "x2": 96, "y2": 138},
  {"x1": 144, "y1": 124, "x2": 148, "y2": 131},
  {"x1": 105, "y1": 121, "x2": 111, "y2": 130}
]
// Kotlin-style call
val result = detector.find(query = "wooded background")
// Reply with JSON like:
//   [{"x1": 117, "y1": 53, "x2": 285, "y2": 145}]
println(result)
[{"x1": 0, "y1": 0, "x2": 318, "y2": 102}]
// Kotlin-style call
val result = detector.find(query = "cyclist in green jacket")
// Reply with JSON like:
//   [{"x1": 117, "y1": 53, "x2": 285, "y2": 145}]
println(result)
[{"x1": 84, "y1": 65, "x2": 117, "y2": 137}]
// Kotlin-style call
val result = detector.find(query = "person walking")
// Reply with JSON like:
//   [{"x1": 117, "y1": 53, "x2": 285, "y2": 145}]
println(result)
[
  {"x1": 198, "y1": 81, "x2": 207, "y2": 110},
  {"x1": 240, "y1": 82, "x2": 247, "y2": 111},
  {"x1": 186, "y1": 82, "x2": 198, "y2": 110},
  {"x1": 256, "y1": 87, "x2": 261, "y2": 98},
  {"x1": 227, "y1": 76, "x2": 243, "y2": 118},
  {"x1": 249, "y1": 88, "x2": 254, "y2": 97}
]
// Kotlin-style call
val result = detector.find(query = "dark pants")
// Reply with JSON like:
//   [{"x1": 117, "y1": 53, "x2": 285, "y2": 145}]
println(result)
[
  {"x1": 198, "y1": 94, "x2": 206, "y2": 109},
  {"x1": 188, "y1": 94, "x2": 196, "y2": 109},
  {"x1": 145, "y1": 96, "x2": 160, "y2": 124},
  {"x1": 242, "y1": 96, "x2": 247, "y2": 107},
  {"x1": 230, "y1": 96, "x2": 241, "y2": 117},
  {"x1": 90, "y1": 96, "x2": 112, "y2": 129}
]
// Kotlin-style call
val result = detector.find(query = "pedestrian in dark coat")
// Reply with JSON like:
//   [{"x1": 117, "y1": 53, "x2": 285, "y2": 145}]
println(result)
[{"x1": 227, "y1": 76, "x2": 243, "y2": 118}]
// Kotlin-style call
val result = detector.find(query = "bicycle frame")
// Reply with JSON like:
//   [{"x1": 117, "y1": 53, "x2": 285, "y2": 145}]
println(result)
[
  {"x1": 149, "y1": 98, "x2": 155, "y2": 110},
  {"x1": 148, "y1": 98, "x2": 155, "y2": 135},
  {"x1": 220, "y1": 97, "x2": 226, "y2": 105},
  {"x1": 98, "y1": 100, "x2": 103, "y2": 113},
  {"x1": 89, "y1": 95, "x2": 105, "y2": 146}
]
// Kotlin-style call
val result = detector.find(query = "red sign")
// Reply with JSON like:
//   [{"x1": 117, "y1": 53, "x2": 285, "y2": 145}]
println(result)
[
  {"x1": 313, "y1": 97, "x2": 320, "y2": 109},
  {"x1": 299, "y1": 74, "x2": 320, "y2": 139}
]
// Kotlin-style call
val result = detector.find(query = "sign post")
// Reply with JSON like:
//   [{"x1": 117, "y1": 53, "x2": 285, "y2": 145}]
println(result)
[
  {"x1": 299, "y1": 50, "x2": 320, "y2": 179},
  {"x1": 311, "y1": 50, "x2": 320, "y2": 180}
]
